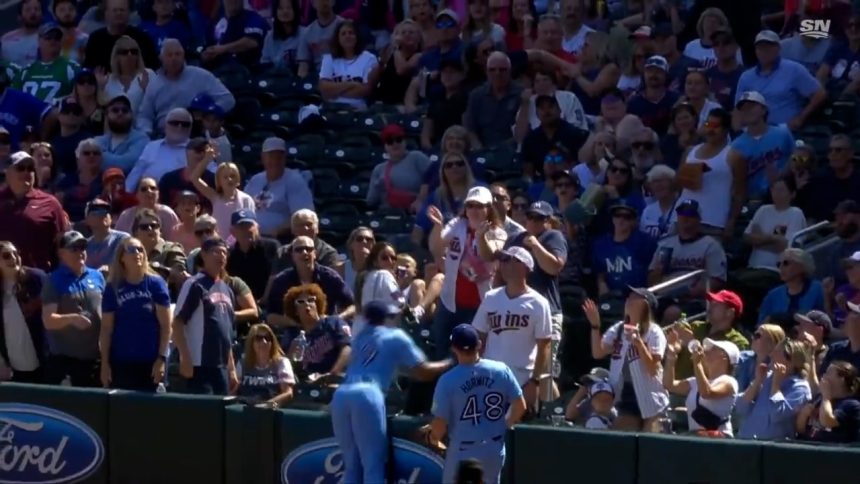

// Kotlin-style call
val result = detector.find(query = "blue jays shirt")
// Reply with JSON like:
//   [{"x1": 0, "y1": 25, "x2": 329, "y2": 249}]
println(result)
[
  {"x1": 0, "y1": 88, "x2": 52, "y2": 150},
  {"x1": 41, "y1": 265, "x2": 105, "y2": 360},
  {"x1": 343, "y1": 325, "x2": 425, "y2": 393},
  {"x1": 431, "y1": 358, "x2": 521, "y2": 444},
  {"x1": 175, "y1": 273, "x2": 241, "y2": 368},
  {"x1": 212, "y1": 10, "x2": 269, "y2": 66},
  {"x1": 102, "y1": 274, "x2": 170, "y2": 363}
]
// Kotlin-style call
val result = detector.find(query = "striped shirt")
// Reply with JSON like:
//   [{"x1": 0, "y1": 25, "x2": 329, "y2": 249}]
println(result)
[{"x1": 602, "y1": 321, "x2": 670, "y2": 419}]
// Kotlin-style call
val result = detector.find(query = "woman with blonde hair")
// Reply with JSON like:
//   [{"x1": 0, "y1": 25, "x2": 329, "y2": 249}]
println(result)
[
  {"x1": 376, "y1": 19, "x2": 424, "y2": 106},
  {"x1": 617, "y1": 42, "x2": 653, "y2": 99},
  {"x1": 99, "y1": 237, "x2": 172, "y2": 391},
  {"x1": 412, "y1": 152, "x2": 478, "y2": 245},
  {"x1": 28, "y1": 141, "x2": 59, "y2": 190},
  {"x1": 281, "y1": 284, "x2": 351, "y2": 377},
  {"x1": 395, "y1": 253, "x2": 425, "y2": 308},
  {"x1": 235, "y1": 323, "x2": 295, "y2": 406},
  {"x1": 463, "y1": 0, "x2": 506, "y2": 45},
  {"x1": 737, "y1": 338, "x2": 812, "y2": 439},
  {"x1": 191, "y1": 149, "x2": 255, "y2": 241},
  {"x1": 337, "y1": 226, "x2": 375, "y2": 290},
  {"x1": 682, "y1": 8, "x2": 741, "y2": 69},
  {"x1": 97, "y1": 35, "x2": 155, "y2": 113},
  {"x1": 735, "y1": 323, "x2": 786, "y2": 391},
  {"x1": 584, "y1": 287, "x2": 670, "y2": 432},
  {"x1": 568, "y1": 31, "x2": 621, "y2": 116}
]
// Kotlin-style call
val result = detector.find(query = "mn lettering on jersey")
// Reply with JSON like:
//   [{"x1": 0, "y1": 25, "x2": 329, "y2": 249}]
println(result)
[
  {"x1": 747, "y1": 147, "x2": 787, "y2": 178},
  {"x1": 604, "y1": 255, "x2": 633, "y2": 274},
  {"x1": 486, "y1": 310, "x2": 531, "y2": 335}
]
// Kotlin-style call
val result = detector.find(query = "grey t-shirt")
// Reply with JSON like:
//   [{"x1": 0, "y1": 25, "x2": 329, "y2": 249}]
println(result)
[
  {"x1": 296, "y1": 16, "x2": 343, "y2": 70},
  {"x1": 648, "y1": 234, "x2": 728, "y2": 283},
  {"x1": 41, "y1": 266, "x2": 105, "y2": 360},
  {"x1": 366, "y1": 151, "x2": 432, "y2": 208}
]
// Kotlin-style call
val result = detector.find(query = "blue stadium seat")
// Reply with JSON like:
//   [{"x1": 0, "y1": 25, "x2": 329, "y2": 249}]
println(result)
[
  {"x1": 286, "y1": 134, "x2": 325, "y2": 162},
  {"x1": 310, "y1": 168, "x2": 341, "y2": 200}
]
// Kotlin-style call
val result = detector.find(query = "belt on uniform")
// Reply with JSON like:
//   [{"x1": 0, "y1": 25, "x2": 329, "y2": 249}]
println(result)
[{"x1": 458, "y1": 434, "x2": 504, "y2": 449}]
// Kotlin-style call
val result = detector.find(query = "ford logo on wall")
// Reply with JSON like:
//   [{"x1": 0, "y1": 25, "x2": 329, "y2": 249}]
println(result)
[
  {"x1": 0, "y1": 404, "x2": 104, "y2": 484},
  {"x1": 281, "y1": 437, "x2": 444, "y2": 484}
]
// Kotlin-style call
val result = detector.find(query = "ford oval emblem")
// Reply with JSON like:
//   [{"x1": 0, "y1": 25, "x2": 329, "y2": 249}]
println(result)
[
  {"x1": 281, "y1": 437, "x2": 443, "y2": 484},
  {"x1": 0, "y1": 403, "x2": 104, "y2": 484}
]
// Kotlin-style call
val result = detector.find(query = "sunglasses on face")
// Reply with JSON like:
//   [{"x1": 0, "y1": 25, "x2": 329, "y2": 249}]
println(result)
[
  {"x1": 609, "y1": 165, "x2": 630, "y2": 174},
  {"x1": 117, "y1": 48, "x2": 139, "y2": 56},
  {"x1": 167, "y1": 120, "x2": 192, "y2": 128},
  {"x1": 139, "y1": 185, "x2": 157, "y2": 193},
  {"x1": 526, "y1": 213, "x2": 548, "y2": 222},
  {"x1": 753, "y1": 332, "x2": 763, "y2": 340},
  {"x1": 124, "y1": 245, "x2": 145, "y2": 255},
  {"x1": 1, "y1": 252, "x2": 17, "y2": 261},
  {"x1": 354, "y1": 235, "x2": 374, "y2": 243},
  {"x1": 444, "y1": 160, "x2": 466, "y2": 169},
  {"x1": 61, "y1": 105, "x2": 83, "y2": 116},
  {"x1": 81, "y1": 150, "x2": 101, "y2": 156},
  {"x1": 465, "y1": 202, "x2": 486, "y2": 210},
  {"x1": 544, "y1": 154, "x2": 565, "y2": 164},
  {"x1": 436, "y1": 18, "x2": 457, "y2": 29},
  {"x1": 295, "y1": 296, "x2": 317, "y2": 306},
  {"x1": 385, "y1": 137, "x2": 404, "y2": 145},
  {"x1": 253, "y1": 334, "x2": 272, "y2": 343},
  {"x1": 137, "y1": 223, "x2": 160, "y2": 231},
  {"x1": 293, "y1": 246, "x2": 314, "y2": 254},
  {"x1": 632, "y1": 142, "x2": 654, "y2": 150}
]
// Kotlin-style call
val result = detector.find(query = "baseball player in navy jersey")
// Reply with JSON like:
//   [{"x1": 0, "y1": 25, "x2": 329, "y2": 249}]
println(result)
[
  {"x1": 330, "y1": 301, "x2": 453, "y2": 484},
  {"x1": 430, "y1": 324, "x2": 527, "y2": 484}
]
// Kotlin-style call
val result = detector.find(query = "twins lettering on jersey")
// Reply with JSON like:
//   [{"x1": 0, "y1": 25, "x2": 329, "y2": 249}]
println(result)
[
  {"x1": 300, "y1": 333, "x2": 335, "y2": 367},
  {"x1": 611, "y1": 338, "x2": 641, "y2": 361},
  {"x1": 747, "y1": 147, "x2": 786, "y2": 177},
  {"x1": 242, "y1": 374, "x2": 278, "y2": 387},
  {"x1": 448, "y1": 237, "x2": 462, "y2": 261},
  {"x1": 486, "y1": 311, "x2": 530, "y2": 335}
]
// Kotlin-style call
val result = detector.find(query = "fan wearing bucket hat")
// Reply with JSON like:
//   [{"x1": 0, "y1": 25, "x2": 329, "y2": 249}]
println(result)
[
  {"x1": 728, "y1": 90, "x2": 796, "y2": 200},
  {"x1": 473, "y1": 245, "x2": 555, "y2": 410},
  {"x1": 330, "y1": 300, "x2": 454, "y2": 484},
  {"x1": 736, "y1": 29, "x2": 826, "y2": 129},
  {"x1": 592, "y1": 199, "x2": 656, "y2": 295},
  {"x1": 669, "y1": 290, "x2": 750, "y2": 379},
  {"x1": 665, "y1": 335, "x2": 740, "y2": 437},
  {"x1": 429, "y1": 323, "x2": 527, "y2": 484}
]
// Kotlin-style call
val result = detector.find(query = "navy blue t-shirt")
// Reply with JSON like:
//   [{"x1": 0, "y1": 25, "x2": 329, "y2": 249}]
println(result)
[
  {"x1": 803, "y1": 395, "x2": 860, "y2": 443},
  {"x1": 213, "y1": 10, "x2": 269, "y2": 66},
  {"x1": 591, "y1": 230, "x2": 656, "y2": 292},
  {"x1": 102, "y1": 274, "x2": 170, "y2": 363},
  {"x1": 265, "y1": 265, "x2": 354, "y2": 317},
  {"x1": 505, "y1": 229, "x2": 568, "y2": 314},
  {"x1": 140, "y1": 18, "x2": 192, "y2": 50},
  {"x1": 281, "y1": 316, "x2": 350, "y2": 374},
  {"x1": 626, "y1": 89, "x2": 681, "y2": 137},
  {"x1": 706, "y1": 64, "x2": 744, "y2": 110}
]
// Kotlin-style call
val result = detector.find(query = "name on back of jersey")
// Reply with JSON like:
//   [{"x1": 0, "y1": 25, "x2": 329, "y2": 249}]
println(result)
[
  {"x1": 460, "y1": 375, "x2": 496, "y2": 394},
  {"x1": 487, "y1": 311, "x2": 530, "y2": 335}
]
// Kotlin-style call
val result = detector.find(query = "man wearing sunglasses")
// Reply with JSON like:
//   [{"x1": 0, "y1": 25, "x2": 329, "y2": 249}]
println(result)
[
  {"x1": 416, "y1": 10, "x2": 463, "y2": 81},
  {"x1": 41, "y1": 230, "x2": 105, "y2": 388},
  {"x1": 84, "y1": 198, "x2": 129, "y2": 273},
  {"x1": 14, "y1": 24, "x2": 79, "y2": 104},
  {"x1": 95, "y1": 95, "x2": 149, "y2": 173},
  {"x1": 0, "y1": 152, "x2": 69, "y2": 272}
]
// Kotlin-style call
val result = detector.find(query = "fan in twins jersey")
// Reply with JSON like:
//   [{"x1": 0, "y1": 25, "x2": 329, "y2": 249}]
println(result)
[
  {"x1": 472, "y1": 246, "x2": 554, "y2": 411},
  {"x1": 13, "y1": 24, "x2": 79, "y2": 104}
]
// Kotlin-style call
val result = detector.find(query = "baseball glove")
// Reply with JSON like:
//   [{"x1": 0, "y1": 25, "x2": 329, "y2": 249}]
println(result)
[{"x1": 414, "y1": 424, "x2": 447, "y2": 456}]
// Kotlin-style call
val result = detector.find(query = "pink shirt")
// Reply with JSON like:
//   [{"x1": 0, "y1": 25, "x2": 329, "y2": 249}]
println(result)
[
  {"x1": 211, "y1": 190, "x2": 256, "y2": 242},
  {"x1": 115, "y1": 204, "x2": 181, "y2": 241}
]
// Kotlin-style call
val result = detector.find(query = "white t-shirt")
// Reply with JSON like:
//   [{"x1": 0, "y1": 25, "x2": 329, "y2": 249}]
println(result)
[
  {"x1": 212, "y1": 190, "x2": 256, "y2": 242},
  {"x1": 571, "y1": 160, "x2": 607, "y2": 188},
  {"x1": 319, "y1": 51, "x2": 378, "y2": 109},
  {"x1": 1, "y1": 284, "x2": 39, "y2": 372},
  {"x1": 602, "y1": 321, "x2": 669, "y2": 419},
  {"x1": 439, "y1": 218, "x2": 506, "y2": 313},
  {"x1": 640, "y1": 199, "x2": 678, "y2": 241},
  {"x1": 472, "y1": 286, "x2": 553, "y2": 386},
  {"x1": 745, "y1": 204, "x2": 807, "y2": 270},
  {"x1": 562, "y1": 25, "x2": 595, "y2": 56},
  {"x1": 682, "y1": 39, "x2": 743, "y2": 69},
  {"x1": 684, "y1": 374, "x2": 739, "y2": 436},
  {"x1": 104, "y1": 68, "x2": 156, "y2": 114}
]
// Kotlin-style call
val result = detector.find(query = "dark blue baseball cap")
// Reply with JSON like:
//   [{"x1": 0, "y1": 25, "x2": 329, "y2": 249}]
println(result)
[
  {"x1": 201, "y1": 237, "x2": 228, "y2": 252},
  {"x1": 231, "y1": 209, "x2": 256, "y2": 226},
  {"x1": 526, "y1": 201, "x2": 554, "y2": 218},
  {"x1": 364, "y1": 300, "x2": 401, "y2": 325},
  {"x1": 675, "y1": 199, "x2": 701, "y2": 218},
  {"x1": 451, "y1": 323, "x2": 479, "y2": 351}
]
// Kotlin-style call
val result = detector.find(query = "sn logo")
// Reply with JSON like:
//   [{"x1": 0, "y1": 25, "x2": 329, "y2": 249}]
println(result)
[{"x1": 799, "y1": 19, "x2": 831, "y2": 39}]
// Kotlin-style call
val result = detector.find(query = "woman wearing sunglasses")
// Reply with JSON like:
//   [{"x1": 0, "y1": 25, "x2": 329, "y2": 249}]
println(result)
[
  {"x1": 131, "y1": 208, "x2": 188, "y2": 296},
  {"x1": 98, "y1": 35, "x2": 154, "y2": 114},
  {"x1": 99, "y1": 237, "x2": 172, "y2": 391},
  {"x1": 735, "y1": 324, "x2": 785, "y2": 392},
  {"x1": 758, "y1": 248, "x2": 826, "y2": 326},
  {"x1": 0, "y1": 241, "x2": 47, "y2": 383},
  {"x1": 592, "y1": 157, "x2": 645, "y2": 235},
  {"x1": 235, "y1": 323, "x2": 296, "y2": 406},
  {"x1": 280, "y1": 284, "x2": 351, "y2": 379},
  {"x1": 338, "y1": 227, "x2": 375, "y2": 291},
  {"x1": 354, "y1": 243, "x2": 402, "y2": 334},
  {"x1": 412, "y1": 152, "x2": 478, "y2": 246},
  {"x1": 67, "y1": 68, "x2": 105, "y2": 135}
]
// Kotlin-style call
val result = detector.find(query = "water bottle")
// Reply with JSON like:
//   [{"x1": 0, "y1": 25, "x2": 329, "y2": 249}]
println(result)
[
  {"x1": 293, "y1": 330, "x2": 308, "y2": 363},
  {"x1": 551, "y1": 359, "x2": 562, "y2": 378},
  {"x1": 156, "y1": 382, "x2": 167, "y2": 394}
]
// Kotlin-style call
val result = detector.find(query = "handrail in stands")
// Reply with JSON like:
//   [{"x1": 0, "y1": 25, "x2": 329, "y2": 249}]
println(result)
[
  {"x1": 790, "y1": 220, "x2": 832, "y2": 247},
  {"x1": 648, "y1": 269, "x2": 706, "y2": 296}
]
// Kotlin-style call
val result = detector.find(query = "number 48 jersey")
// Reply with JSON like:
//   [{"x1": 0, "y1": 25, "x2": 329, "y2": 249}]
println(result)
[
  {"x1": 14, "y1": 57, "x2": 79, "y2": 104},
  {"x1": 432, "y1": 358, "x2": 522, "y2": 444}
]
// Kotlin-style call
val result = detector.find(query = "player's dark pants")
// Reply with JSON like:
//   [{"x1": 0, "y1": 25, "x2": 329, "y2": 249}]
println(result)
[
  {"x1": 432, "y1": 306, "x2": 477, "y2": 360},
  {"x1": 111, "y1": 361, "x2": 158, "y2": 392},
  {"x1": 444, "y1": 437, "x2": 505, "y2": 484}
]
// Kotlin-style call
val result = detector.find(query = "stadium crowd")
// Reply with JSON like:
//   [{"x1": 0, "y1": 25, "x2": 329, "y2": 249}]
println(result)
[{"x1": 2, "y1": 0, "x2": 860, "y2": 454}]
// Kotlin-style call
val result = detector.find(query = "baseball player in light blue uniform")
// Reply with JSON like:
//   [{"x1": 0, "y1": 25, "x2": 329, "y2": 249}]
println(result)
[
  {"x1": 331, "y1": 301, "x2": 453, "y2": 484},
  {"x1": 429, "y1": 324, "x2": 528, "y2": 484}
]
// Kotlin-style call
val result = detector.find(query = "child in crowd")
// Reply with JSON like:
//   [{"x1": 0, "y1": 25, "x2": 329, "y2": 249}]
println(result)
[
  {"x1": 191, "y1": 151, "x2": 255, "y2": 241},
  {"x1": 395, "y1": 253, "x2": 426, "y2": 308},
  {"x1": 585, "y1": 379, "x2": 618, "y2": 430}
]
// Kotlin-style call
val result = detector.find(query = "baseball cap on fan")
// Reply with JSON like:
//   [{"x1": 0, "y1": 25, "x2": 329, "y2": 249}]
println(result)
[
  {"x1": 496, "y1": 246, "x2": 534, "y2": 271},
  {"x1": 736, "y1": 91, "x2": 767, "y2": 109}
]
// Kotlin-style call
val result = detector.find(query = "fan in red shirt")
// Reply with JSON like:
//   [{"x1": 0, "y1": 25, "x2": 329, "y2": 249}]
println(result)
[
  {"x1": 101, "y1": 167, "x2": 137, "y2": 217},
  {"x1": 0, "y1": 152, "x2": 69, "y2": 271}
]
